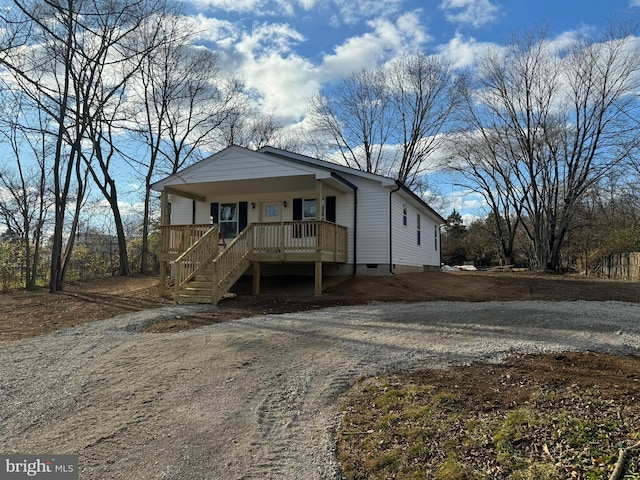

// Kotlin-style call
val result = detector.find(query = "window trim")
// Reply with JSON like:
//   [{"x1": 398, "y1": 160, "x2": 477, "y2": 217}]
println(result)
[
  {"x1": 219, "y1": 202, "x2": 238, "y2": 238},
  {"x1": 303, "y1": 198, "x2": 317, "y2": 220},
  {"x1": 264, "y1": 204, "x2": 280, "y2": 219}
]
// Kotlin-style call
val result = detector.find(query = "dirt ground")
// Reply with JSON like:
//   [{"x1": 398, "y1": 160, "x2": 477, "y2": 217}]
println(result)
[
  {"x1": 3, "y1": 270, "x2": 640, "y2": 341},
  {"x1": 1, "y1": 271, "x2": 640, "y2": 479},
  {"x1": 339, "y1": 352, "x2": 640, "y2": 479}
]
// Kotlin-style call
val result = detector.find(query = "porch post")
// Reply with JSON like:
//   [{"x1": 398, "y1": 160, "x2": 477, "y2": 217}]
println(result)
[
  {"x1": 315, "y1": 260, "x2": 322, "y2": 296},
  {"x1": 252, "y1": 261, "x2": 261, "y2": 296},
  {"x1": 316, "y1": 180, "x2": 323, "y2": 254},
  {"x1": 159, "y1": 189, "x2": 170, "y2": 296},
  {"x1": 315, "y1": 180, "x2": 323, "y2": 220}
]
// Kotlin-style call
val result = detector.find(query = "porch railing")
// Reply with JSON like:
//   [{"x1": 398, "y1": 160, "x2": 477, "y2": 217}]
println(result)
[
  {"x1": 212, "y1": 225, "x2": 253, "y2": 303},
  {"x1": 160, "y1": 224, "x2": 212, "y2": 256},
  {"x1": 252, "y1": 221, "x2": 347, "y2": 261},
  {"x1": 166, "y1": 221, "x2": 348, "y2": 303},
  {"x1": 174, "y1": 225, "x2": 220, "y2": 298}
]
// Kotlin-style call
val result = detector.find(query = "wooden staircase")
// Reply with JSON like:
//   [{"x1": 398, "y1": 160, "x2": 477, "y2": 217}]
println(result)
[
  {"x1": 175, "y1": 225, "x2": 253, "y2": 305},
  {"x1": 170, "y1": 220, "x2": 348, "y2": 304}
]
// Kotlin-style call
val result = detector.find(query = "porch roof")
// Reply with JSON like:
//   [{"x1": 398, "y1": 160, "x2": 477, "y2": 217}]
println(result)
[
  {"x1": 151, "y1": 146, "x2": 359, "y2": 199},
  {"x1": 157, "y1": 173, "x2": 354, "y2": 200}
]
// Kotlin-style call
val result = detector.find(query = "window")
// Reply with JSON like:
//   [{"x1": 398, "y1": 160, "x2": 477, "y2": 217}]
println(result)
[
  {"x1": 220, "y1": 203, "x2": 238, "y2": 238},
  {"x1": 434, "y1": 225, "x2": 438, "y2": 251},
  {"x1": 403, "y1": 205, "x2": 407, "y2": 226},
  {"x1": 417, "y1": 214, "x2": 421, "y2": 245},
  {"x1": 265, "y1": 205, "x2": 280, "y2": 218},
  {"x1": 211, "y1": 202, "x2": 247, "y2": 237},
  {"x1": 293, "y1": 197, "x2": 335, "y2": 221},
  {"x1": 303, "y1": 199, "x2": 317, "y2": 220}
]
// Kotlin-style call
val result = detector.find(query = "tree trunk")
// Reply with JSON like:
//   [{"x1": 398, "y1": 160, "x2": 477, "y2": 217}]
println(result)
[{"x1": 110, "y1": 190, "x2": 130, "y2": 277}]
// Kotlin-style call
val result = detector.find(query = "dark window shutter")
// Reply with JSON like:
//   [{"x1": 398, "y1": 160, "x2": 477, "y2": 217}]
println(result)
[
  {"x1": 192, "y1": 200, "x2": 196, "y2": 225},
  {"x1": 210, "y1": 203, "x2": 219, "y2": 224},
  {"x1": 239, "y1": 201, "x2": 248, "y2": 231},
  {"x1": 326, "y1": 196, "x2": 336, "y2": 223},
  {"x1": 293, "y1": 198, "x2": 303, "y2": 221}
]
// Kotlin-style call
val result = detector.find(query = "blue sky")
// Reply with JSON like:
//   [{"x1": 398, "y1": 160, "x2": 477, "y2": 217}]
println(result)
[
  {"x1": 178, "y1": 0, "x2": 640, "y2": 221},
  {"x1": 6, "y1": 1, "x2": 638, "y2": 230},
  {"x1": 186, "y1": 0, "x2": 640, "y2": 123}
]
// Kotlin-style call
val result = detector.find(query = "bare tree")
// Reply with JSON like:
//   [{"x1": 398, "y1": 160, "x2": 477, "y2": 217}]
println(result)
[
  {"x1": 130, "y1": 19, "x2": 244, "y2": 273},
  {"x1": 450, "y1": 25, "x2": 640, "y2": 271},
  {"x1": 448, "y1": 128, "x2": 525, "y2": 265},
  {"x1": 0, "y1": 0, "x2": 170, "y2": 290},
  {"x1": 387, "y1": 53, "x2": 464, "y2": 186},
  {"x1": 309, "y1": 67, "x2": 393, "y2": 175},
  {"x1": 0, "y1": 89, "x2": 52, "y2": 289},
  {"x1": 219, "y1": 110, "x2": 302, "y2": 151},
  {"x1": 309, "y1": 54, "x2": 461, "y2": 187},
  {"x1": 0, "y1": 0, "x2": 84, "y2": 292},
  {"x1": 83, "y1": 93, "x2": 131, "y2": 276}
]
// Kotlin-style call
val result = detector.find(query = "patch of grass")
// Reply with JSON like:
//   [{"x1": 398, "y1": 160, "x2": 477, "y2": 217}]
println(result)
[
  {"x1": 493, "y1": 408, "x2": 537, "y2": 452},
  {"x1": 337, "y1": 354, "x2": 640, "y2": 480},
  {"x1": 435, "y1": 454, "x2": 466, "y2": 480}
]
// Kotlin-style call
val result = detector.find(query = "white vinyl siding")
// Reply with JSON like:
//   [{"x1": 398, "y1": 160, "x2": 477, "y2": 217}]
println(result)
[
  {"x1": 158, "y1": 146, "x2": 444, "y2": 270},
  {"x1": 168, "y1": 196, "x2": 216, "y2": 225},
  {"x1": 391, "y1": 192, "x2": 440, "y2": 268},
  {"x1": 347, "y1": 176, "x2": 389, "y2": 265},
  {"x1": 167, "y1": 196, "x2": 193, "y2": 224},
  {"x1": 162, "y1": 149, "x2": 324, "y2": 185}
]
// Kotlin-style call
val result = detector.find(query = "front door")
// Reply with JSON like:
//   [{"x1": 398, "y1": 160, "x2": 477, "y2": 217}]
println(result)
[
  {"x1": 260, "y1": 203, "x2": 282, "y2": 222},
  {"x1": 258, "y1": 203, "x2": 282, "y2": 251}
]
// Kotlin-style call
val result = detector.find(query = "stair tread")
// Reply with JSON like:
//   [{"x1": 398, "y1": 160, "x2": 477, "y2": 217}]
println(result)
[{"x1": 177, "y1": 241, "x2": 251, "y2": 304}]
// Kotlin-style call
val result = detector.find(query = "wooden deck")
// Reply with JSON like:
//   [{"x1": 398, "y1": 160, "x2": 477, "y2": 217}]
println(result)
[
  {"x1": 159, "y1": 224, "x2": 213, "y2": 262},
  {"x1": 159, "y1": 221, "x2": 348, "y2": 304}
]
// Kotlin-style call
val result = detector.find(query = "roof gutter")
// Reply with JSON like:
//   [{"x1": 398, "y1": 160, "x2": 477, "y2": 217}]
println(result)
[{"x1": 389, "y1": 182, "x2": 402, "y2": 275}]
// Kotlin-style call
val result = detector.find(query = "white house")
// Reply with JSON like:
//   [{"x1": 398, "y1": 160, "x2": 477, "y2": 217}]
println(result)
[{"x1": 152, "y1": 145, "x2": 444, "y2": 303}]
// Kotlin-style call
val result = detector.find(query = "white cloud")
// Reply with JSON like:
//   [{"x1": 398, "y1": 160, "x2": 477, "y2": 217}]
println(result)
[
  {"x1": 439, "y1": 0, "x2": 500, "y2": 28},
  {"x1": 321, "y1": 11, "x2": 431, "y2": 79},
  {"x1": 630, "y1": 0, "x2": 640, "y2": 7},
  {"x1": 460, "y1": 212, "x2": 481, "y2": 225},
  {"x1": 275, "y1": 0, "x2": 318, "y2": 15},
  {"x1": 437, "y1": 32, "x2": 496, "y2": 69},
  {"x1": 190, "y1": 0, "x2": 264, "y2": 13},
  {"x1": 447, "y1": 189, "x2": 487, "y2": 214},
  {"x1": 296, "y1": 0, "x2": 317, "y2": 9},
  {"x1": 332, "y1": 0, "x2": 405, "y2": 25},
  {"x1": 235, "y1": 22, "x2": 305, "y2": 57},
  {"x1": 190, "y1": 0, "x2": 318, "y2": 15},
  {"x1": 197, "y1": 10, "x2": 432, "y2": 122},
  {"x1": 242, "y1": 52, "x2": 319, "y2": 119},
  {"x1": 230, "y1": 23, "x2": 318, "y2": 119},
  {"x1": 192, "y1": 15, "x2": 239, "y2": 48}
]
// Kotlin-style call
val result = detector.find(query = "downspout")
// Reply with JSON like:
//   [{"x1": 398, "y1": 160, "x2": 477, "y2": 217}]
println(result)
[
  {"x1": 352, "y1": 187, "x2": 358, "y2": 276},
  {"x1": 389, "y1": 182, "x2": 402, "y2": 275},
  {"x1": 331, "y1": 172, "x2": 358, "y2": 276}
]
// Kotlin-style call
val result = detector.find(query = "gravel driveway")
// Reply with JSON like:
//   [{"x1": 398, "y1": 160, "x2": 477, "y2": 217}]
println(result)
[{"x1": 1, "y1": 300, "x2": 639, "y2": 479}]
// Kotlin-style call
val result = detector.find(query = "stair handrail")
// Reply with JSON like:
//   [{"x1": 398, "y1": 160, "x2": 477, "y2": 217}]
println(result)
[
  {"x1": 211, "y1": 224, "x2": 253, "y2": 301},
  {"x1": 174, "y1": 224, "x2": 220, "y2": 293}
]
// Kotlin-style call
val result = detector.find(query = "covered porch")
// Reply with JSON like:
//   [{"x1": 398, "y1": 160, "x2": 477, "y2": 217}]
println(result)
[
  {"x1": 153, "y1": 155, "x2": 356, "y2": 303},
  {"x1": 158, "y1": 220, "x2": 348, "y2": 304}
]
